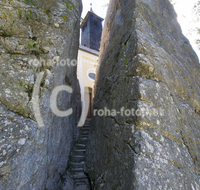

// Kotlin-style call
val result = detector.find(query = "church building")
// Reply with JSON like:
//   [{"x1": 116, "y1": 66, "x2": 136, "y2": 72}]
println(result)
[{"x1": 77, "y1": 5, "x2": 104, "y2": 118}]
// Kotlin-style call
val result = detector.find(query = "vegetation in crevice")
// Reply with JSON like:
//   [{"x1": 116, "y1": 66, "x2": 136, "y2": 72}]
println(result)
[
  {"x1": 16, "y1": 108, "x2": 25, "y2": 116},
  {"x1": 121, "y1": 43, "x2": 128, "y2": 79},
  {"x1": 19, "y1": 81, "x2": 34, "y2": 100},
  {"x1": 24, "y1": 0, "x2": 36, "y2": 6},
  {"x1": 28, "y1": 41, "x2": 44, "y2": 55},
  {"x1": 1, "y1": 0, "x2": 73, "y2": 41},
  {"x1": 0, "y1": 26, "x2": 13, "y2": 37}
]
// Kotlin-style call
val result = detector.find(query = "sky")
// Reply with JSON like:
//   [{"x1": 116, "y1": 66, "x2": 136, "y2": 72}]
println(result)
[
  {"x1": 81, "y1": 0, "x2": 109, "y2": 20},
  {"x1": 172, "y1": 0, "x2": 200, "y2": 58},
  {"x1": 81, "y1": 0, "x2": 200, "y2": 59}
]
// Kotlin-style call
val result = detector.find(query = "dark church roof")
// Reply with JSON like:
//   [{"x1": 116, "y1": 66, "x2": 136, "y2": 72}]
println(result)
[
  {"x1": 80, "y1": 11, "x2": 104, "y2": 28},
  {"x1": 80, "y1": 6, "x2": 104, "y2": 52}
]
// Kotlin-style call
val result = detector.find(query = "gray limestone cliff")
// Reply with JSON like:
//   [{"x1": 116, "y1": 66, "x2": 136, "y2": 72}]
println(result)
[
  {"x1": 86, "y1": 0, "x2": 200, "y2": 189},
  {"x1": 0, "y1": 0, "x2": 82, "y2": 189}
]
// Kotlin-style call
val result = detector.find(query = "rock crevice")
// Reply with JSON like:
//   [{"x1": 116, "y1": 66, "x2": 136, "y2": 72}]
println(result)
[
  {"x1": 86, "y1": 0, "x2": 200, "y2": 189},
  {"x1": 0, "y1": 0, "x2": 82, "y2": 189}
]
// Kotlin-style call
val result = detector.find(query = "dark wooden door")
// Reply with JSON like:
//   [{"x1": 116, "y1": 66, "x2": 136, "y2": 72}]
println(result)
[{"x1": 87, "y1": 92, "x2": 92, "y2": 118}]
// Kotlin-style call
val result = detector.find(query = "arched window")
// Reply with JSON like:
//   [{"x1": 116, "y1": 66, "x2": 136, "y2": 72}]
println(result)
[{"x1": 88, "y1": 73, "x2": 96, "y2": 80}]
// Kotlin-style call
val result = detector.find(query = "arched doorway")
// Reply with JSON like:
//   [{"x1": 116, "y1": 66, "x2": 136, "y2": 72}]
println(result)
[{"x1": 84, "y1": 87, "x2": 93, "y2": 118}]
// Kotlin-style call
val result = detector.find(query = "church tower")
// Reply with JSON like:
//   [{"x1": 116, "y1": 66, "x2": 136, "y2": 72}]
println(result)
[{"x1": 80, "y1": 4, "x2": 104, "y2": 51}]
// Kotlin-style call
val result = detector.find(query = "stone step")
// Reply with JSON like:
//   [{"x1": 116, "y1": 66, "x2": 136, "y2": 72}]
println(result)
[
  {"x1": 74, "y1": 149, "x2": 86, "y2": 156},
  {"x1": 79, "y1": 138, "x2": 88, "y2": 143},
  {"x1": 81, "y1": 125, "x2": 90, "y2": 129},
  {"x1": 65, "y1": 121, "x2": 91, "y2": 189},
  {"x1": 69, "y1": 161, "x2": 84, "y2": 168},
  {"x1": 84, "y1": 120, "x2": 91, "y2": 125},
  {"x1": 78, "y1": 138, "x2": 88, "y2": 145},
  {"x1": 84, "y1": 124, "x2": 90, "y2": 127},
  {"x1": 79, "y1": 136, "x2": 88, "y2": 140},
  {"x1": 70, "y1": 155, "x2": 85, "y2": 162},
  {"x1": 74, "y1": 177, "x2": 88, "y2": 182},
  {"x1": 74, "y1": 178, "x2": 89, "y2": 185},
  {"x1": 80, "y1": 131, "x2": 90, "y2": 135},
  {"x1": 70, "y1": 168, "x2": 84, "y2": 172},
  {"x1": 74, "y1": 184, "x2": 90, "y2": 190},
  {"x1": 83, "y1": 124, "x2": 90, "y2": 128},
  {"x1": 83, "y1": 123, "x2": 90, "y2": 127},
  {"x1": 80, "y1": 134, "x2": 89, "y2": 138},
  {"x1": 75, "y1": 143, "x2": 86, "y2": 149},
  {"x1": 80, "y1": 128, "x2": 90, "y2": 132},
  {"x1": 71, "y1": 172, "x2": 88, "y2": 180},
  {"x1": 76, "y1": 120, "x2": 90, "y2": 127}
]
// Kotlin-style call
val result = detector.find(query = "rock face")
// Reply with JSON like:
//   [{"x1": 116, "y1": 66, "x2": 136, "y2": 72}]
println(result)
[
  {"x1": 0, "y1": 0, "x2": 81, "y2": 189},
  {"x1": 86, "y1": 0, "x2": 200, "y2": 189}
]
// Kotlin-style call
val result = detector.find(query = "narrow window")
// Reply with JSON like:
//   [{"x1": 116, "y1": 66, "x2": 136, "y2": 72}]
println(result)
[{"x1": 94, "y1": 20, "x2": 98, "y2": 26}]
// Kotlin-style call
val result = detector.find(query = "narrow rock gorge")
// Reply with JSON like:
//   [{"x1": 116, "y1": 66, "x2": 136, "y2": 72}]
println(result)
[
  {"x1": 86, "y1": 0, "x2": 200, "y2": 189},
  {"x1": 1, "y1": 0, "x2": 200, "y2": 189},
  {"x1": 0, "y1": 0, "x2": 81, "y2": 189}
]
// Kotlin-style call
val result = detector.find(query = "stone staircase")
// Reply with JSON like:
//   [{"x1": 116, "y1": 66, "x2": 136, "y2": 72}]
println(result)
[{"x1": 65, "y1": 118, "x2": 91, "y2": 190}]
